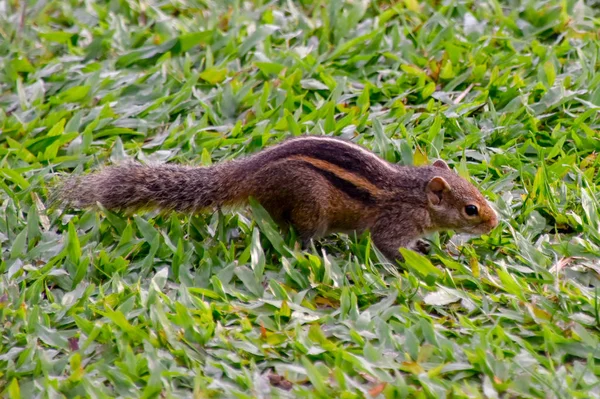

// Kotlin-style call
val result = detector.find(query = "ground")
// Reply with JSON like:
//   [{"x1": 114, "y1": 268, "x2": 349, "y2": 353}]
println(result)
[{"x1": 1, "y1": 0, "x2": 600, "y2": 398}]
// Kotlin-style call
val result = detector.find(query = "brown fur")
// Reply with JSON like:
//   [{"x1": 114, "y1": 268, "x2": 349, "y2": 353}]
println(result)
[{"x1": 54, "y1": 136, "x2": 498, "y2": 262}]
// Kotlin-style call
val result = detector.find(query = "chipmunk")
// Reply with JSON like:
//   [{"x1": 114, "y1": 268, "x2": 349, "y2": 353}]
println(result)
[{"x1": 55, "y1": 136, "x2": 498, "y2": 262}]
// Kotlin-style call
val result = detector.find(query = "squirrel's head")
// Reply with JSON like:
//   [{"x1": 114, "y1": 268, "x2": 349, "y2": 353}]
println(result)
[{"x1": 425, "y1": 160, "x2": 498, "y2": 235}]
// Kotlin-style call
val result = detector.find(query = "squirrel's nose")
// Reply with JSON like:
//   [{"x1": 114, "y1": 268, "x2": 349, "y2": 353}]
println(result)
[{"x1": 486, "y1": 208, "x2": 499, "y2": 230}]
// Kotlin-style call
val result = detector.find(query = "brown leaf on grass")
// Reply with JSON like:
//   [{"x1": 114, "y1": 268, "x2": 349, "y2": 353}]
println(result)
[
  {"x1": 268, "y1": 373, "x2": 293, "y2": 391},
  {"x1": 68, "y1": 337, "x2": 79, "y2": 351},
  {"x1": 260, "y1": 322, "x2": 268, "y2": 339},
  {"x1": 368, "y1": 382, "x2": 387, "y2": 397}
]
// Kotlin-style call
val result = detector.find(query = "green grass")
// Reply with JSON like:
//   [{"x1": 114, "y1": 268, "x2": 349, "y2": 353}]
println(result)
[{"x1": 1, "y1": 0, "x2": 600, "y2": 397}]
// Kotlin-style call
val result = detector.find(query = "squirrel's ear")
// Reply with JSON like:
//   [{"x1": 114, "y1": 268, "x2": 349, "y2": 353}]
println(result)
[
  {"x1": 432, "y1": 159, "x2": 450, "y2": 170},
  {"x1": 427, "y1": 176, "x2": 450, "y2": 205}
]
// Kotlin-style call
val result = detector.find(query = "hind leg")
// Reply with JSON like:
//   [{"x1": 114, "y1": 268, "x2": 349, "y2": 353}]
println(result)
[
  {"x1": 252, "y1": 164, "x2": 330, "y2": 247},
  {"x1": 259, "y1": 189, "x2": 328, "y2": 247},
  {"x1": 288, "y1": 196, "x2": 328, "y2": 247}
]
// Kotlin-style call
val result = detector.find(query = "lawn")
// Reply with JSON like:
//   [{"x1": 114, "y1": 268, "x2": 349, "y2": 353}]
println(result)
[{"x1": 1, "y1": 0, "x2": 600, "y2": 397}]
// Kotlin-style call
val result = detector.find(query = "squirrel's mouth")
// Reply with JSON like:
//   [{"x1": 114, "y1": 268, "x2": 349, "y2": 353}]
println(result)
[
  {"x1": 477, "y1": 221, "x2": 497, "y2": 233},
  {"x1": 461, "y1": 221, "x2": 497, "y2": 235}
]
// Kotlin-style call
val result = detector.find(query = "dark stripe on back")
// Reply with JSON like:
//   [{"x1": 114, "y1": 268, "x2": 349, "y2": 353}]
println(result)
[
  {"x1": 299, "y1": 162, "x2": 376, "y2": 205},
  {"x1": 261, "y1": 138, "x2": 393, "y2": 186}
]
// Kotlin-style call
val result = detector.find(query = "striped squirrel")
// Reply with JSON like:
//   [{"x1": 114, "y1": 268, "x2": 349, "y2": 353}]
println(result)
[{"x1": 56, "y1": 136, "x2": 498, "y2": 262}]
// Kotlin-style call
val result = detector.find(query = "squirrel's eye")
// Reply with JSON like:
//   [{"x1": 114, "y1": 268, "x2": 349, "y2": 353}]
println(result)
[{"x1": 465, "y1": 205, "x2": 478, "y2": 216}]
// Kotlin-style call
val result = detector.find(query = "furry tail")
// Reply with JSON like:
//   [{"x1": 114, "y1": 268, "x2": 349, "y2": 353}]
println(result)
[{"x1": 54, "y1": 163, "x2": 240, "y2": 213}]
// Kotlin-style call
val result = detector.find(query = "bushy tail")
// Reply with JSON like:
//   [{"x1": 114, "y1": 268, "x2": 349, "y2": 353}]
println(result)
[{"x1": 54, "y1": 163, "x2": 242, "y2": 213}]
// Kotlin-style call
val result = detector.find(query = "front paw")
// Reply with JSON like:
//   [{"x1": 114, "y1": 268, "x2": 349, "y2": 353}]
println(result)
[{"x1": 412, "y1": 239, "x2": 431, "y2": 255}]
